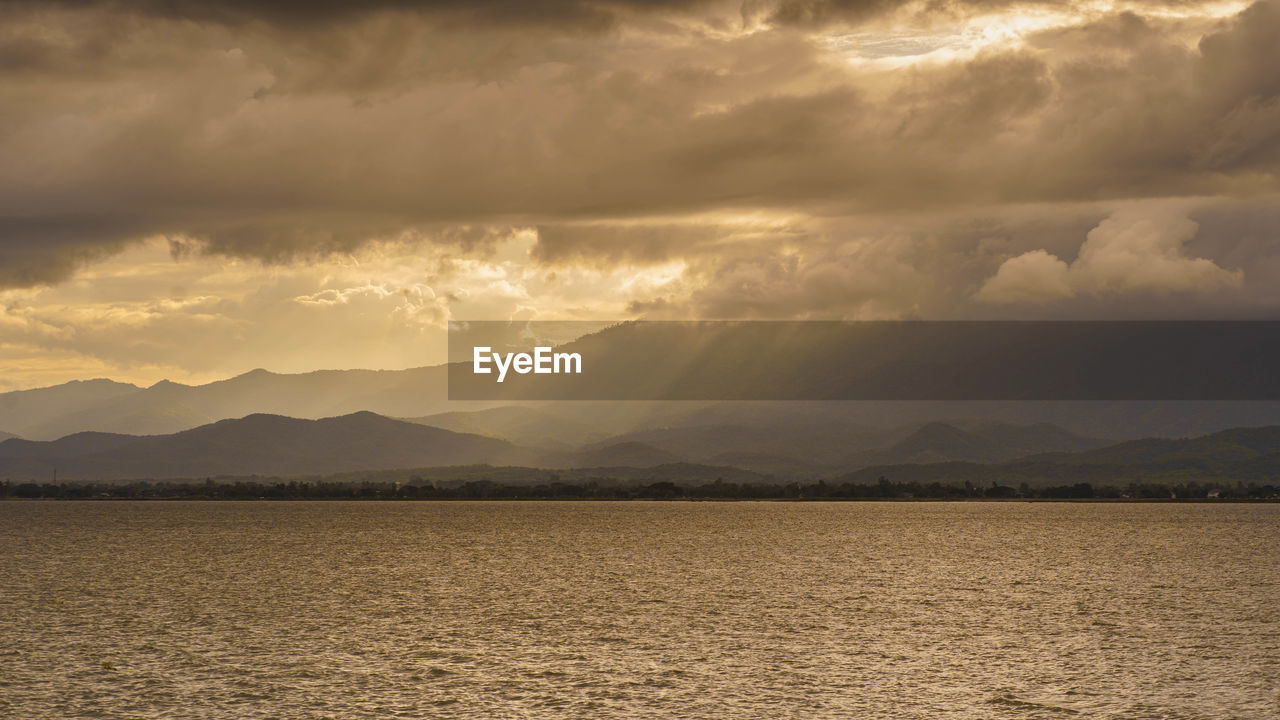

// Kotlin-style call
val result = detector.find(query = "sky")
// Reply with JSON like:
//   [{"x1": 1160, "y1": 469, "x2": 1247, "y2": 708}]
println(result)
[{"x1": 2, "y1": 0, "x2": 1279, "y2": 389}]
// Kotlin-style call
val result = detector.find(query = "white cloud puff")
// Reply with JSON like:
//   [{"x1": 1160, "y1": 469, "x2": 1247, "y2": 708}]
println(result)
[
  {"x1": 977, "y1": 206, "x2": 1244, "y2": 303},
  {"x1": 974, "y1": 249, "x2": 1073, "y2": 304}
]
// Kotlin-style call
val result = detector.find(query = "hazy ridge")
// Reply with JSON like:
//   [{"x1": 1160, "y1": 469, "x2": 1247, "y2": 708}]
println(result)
[
  {"x1": 4, "y1": 406, "x2": 1280, "y2": 487},
  {"x1": 5, "y1": 362, "x2": 1280, "y2": 484}
]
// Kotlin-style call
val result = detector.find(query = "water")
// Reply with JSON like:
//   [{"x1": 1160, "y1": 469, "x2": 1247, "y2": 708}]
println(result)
[{"x1": 1, "y1": 501, "x2": 1277, "y2": 719}]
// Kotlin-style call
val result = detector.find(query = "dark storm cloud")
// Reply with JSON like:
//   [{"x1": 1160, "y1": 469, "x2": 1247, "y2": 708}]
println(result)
[
  {"x1": 0, "y1": 216, "x2": 150, "y2": 286},
  {"x1": 767, "y1": 0, "x2": 933, "y2": 25},
  {"x1": 0, "y1": 0, "x2": 1023, "y2": 29},
  {"x1": 2, "y1": 0, "x2": 1280, "y2": 296},
  {"x1": 764, "y1": 1, "x2": 1218, "y2": 26},
  {"x1": 0, "y1": 0, "x2": 718, "y2": 28},
  {"x1": 890, "y1": 53, "x2": 1052, "y2": 142},
  {"x1": 184, "y1": 221, "x2": 515, "y2": 263},
  {"x1": 533, "y1": 225, "x2": 718, "y2": 265}
]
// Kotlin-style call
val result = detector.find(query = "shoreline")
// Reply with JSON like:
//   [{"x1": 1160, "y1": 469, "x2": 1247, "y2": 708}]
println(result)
[{"x1": 3, "y1": 496, "x2": 1277, "y2": 503}]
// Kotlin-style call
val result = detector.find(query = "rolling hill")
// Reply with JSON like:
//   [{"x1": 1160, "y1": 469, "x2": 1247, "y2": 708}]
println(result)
[
  {"x1": 0, "y1": 412, "x2": 529, "y2": 481},
  {"x1": 407, "y1": 405, "x2": 607, "y2": 448},
  {"x1": 1025, "y1": 426, "x2": 1280, "y2": 466},
  {"x1": 569, "y1": 441, "x2": 682, "y2": 468},
  {"x1": 0, "y1": 379, "x2": 141, "y2": 438},
  {"x1": 846, "y1": 421, "x2": 1109, "y2": 468},
  {"x1": 0, "y1": 367, "x2": 477, "y2": 440},
  {"x1": 578, "y1": 422, "x2": 891, "y2": 467},
  {"x1": 835, "y1": 425, "x2": 1280, "y2": 489},
  {"x1": 573, "y1": 419, "x2": 1108, "y2": 475}
]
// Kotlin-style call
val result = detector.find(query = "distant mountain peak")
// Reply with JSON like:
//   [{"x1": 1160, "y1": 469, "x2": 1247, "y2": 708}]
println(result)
[
  {"x1": 217, "y1": 412, "x2": 290, "y2": 423},
  {"x1": 0, "y1": 411, "x2": 525, "y2": 480},
  {"x1": 70, "y1": 378, "x2": 138, "y2": 387},
  {"x1": 234, "y1": 368, "x2": 278, "y2": 380},
  {"x1": 335, "y1": 410, "x2": 384, "y2": 420}
]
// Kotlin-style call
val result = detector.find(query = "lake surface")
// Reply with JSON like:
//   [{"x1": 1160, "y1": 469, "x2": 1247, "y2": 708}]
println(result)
[{"x1": 1, "y1": 501, "x2": 1277, "y2": 719}]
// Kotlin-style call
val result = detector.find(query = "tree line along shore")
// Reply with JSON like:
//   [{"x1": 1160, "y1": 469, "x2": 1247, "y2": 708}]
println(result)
[{"x1": 4, "y1": 477, "x2": 1278, "y2": 501}]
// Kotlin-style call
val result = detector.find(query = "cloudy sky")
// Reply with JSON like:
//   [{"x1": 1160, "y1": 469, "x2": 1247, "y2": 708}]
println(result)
[{"x1": 2, "y1": 0, "x2": 1279, "y2": 389}]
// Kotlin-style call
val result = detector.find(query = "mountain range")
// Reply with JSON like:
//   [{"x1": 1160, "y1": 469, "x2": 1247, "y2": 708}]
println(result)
[
  {"x1": 5, "y1": 405, "x2": 1279, "y2": 486},
  {"x1": 4, "y1": 352, "x2": 1280, "y2": 484},
  {"x1": 7, "y1": 365, "x2": 1280, "y2": 445},
  {"x1": 0, "y1": 367, "x2": 462, "y2": 440},
  {"x1": 0, "y1": 412, "x2": 528, "y2": 480}
]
